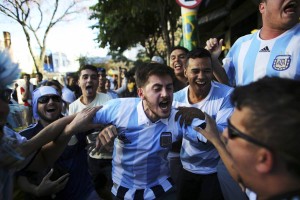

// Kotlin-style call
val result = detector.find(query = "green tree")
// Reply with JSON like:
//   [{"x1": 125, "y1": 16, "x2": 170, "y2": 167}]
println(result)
[
  {"x1": 90, "y1": 0, "x2": 181, "y2": 59},
  {"x1": 0, "y1": 0, "x2": 88, "y2": 73}
]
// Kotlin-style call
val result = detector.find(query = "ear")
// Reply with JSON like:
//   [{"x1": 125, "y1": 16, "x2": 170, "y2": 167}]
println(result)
[
  {"x1": 137, "y1": 88, "x2": 145, "y2": 99},
  {"x1": 184, "y1": 68, "x2": 188, "y2": 78},
  {"x1": 259, "y1": 2, "x2": 265, "y2": 14},
  {"x1": 256, "y1": 149, "x2": 273, "y2": 174}
]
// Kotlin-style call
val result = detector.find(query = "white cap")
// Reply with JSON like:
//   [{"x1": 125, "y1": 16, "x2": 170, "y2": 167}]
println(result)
[{"x1": 151, "y1": 56, "x2": 164, "y2": 64}]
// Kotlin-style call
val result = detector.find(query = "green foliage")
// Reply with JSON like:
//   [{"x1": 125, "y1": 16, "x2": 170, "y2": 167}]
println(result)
[{"x1": 89, "y1": 0, "x2": 181, "y2": 58}]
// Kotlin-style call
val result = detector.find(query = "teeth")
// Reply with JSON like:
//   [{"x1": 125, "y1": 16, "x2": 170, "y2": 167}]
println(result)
[{"x1": 196, "y1": 81, "x2": 205, "y2": 85}]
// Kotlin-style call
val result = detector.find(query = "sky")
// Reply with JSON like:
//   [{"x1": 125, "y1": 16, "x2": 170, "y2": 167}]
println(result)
[{"x1": 0, "y1": 0, "x2": 139, "y2": 73}]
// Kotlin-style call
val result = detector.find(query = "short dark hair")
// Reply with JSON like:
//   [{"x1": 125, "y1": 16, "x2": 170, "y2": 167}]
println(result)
[
  {"x1": 78, "y1": 65, "x2": 98, "y2": 77},
  {"x1": 36, "y1": 72, "x2": 43, "y2": 78},
  {"x1": 170, "y1": 46, "x2": 189, "y2": 55},
  {"x1": 186, "y1": 47, "x2": 212, "y2": 68},
  {"x1": 97, "y1": 67, "x2": 106, "y2": 75},
  {"x1": 231, "y1": 76, "x2": 300, "y2": 177},
  {"x1": 135, "y1": 63, "x2": 175, "y2": 88},
  {"x1": 23, "y1": 73, "x2": 30, "y2": 78},
  {"x1": 43, "y1": 80, "x2": 62, "y2": 90}
]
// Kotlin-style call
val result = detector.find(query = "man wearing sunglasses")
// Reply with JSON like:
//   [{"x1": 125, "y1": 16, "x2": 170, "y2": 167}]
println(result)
[
  {"x1": 195, "y1": 77, "x2": 300, "y2": 200},
  {"x1": 0, "y1": 50, "x2": 101, "y2": 200},
  {"x1": 16, "y1": 86, "x2": 101, "y2": 200}
]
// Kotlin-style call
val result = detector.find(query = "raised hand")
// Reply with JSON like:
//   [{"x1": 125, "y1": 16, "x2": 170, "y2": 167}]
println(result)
[
  {"x1": 205, "y1": 38, "x2": 223, "y2": 60},
  {"x1": 67, "y1": 106, "x2": 102, "y2": 134},
  {"x1": 193, "y1": 113, "x2": 220, "y2": 143}
]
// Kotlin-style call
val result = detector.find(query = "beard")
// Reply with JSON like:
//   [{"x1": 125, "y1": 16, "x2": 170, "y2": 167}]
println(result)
[
  {"x1": 143, "y1": 96, "x2": 171, "y2": 122},
  {"x1": 37, "y1": 110, "x2": 61, "y2": 123}
]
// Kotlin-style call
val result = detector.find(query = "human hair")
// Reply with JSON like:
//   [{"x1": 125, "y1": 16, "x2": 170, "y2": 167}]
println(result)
[
  {"x1": 78, "y1": 64, "x2": 98, "y2": 77},
  {"x1": 170, "y1": 46, "x2": 189, "y2": 55},
  {"x1": 23, "y1": 73, "x2": 30, "y2": 78},
  {"x1": 135, "y1": 62, "x2": 175, "y2": 88},
  {"x1": 36, "y1": 72, "x2": 43, "y2": 79},
  {"x1": 231, "y1": 76, "x2": 300, "y2": 177},
  {"x1": 97, "y1": 67, "x2": 106, "y2": 75},
  {"x1": 186, "y1": 47, "x2": 212, "y2": 68},
  {"x1": 43, "y1": 80, "x2": 62, "y2": 94}
]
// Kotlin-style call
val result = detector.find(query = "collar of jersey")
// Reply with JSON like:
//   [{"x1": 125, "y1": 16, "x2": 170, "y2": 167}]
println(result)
[{"x1": 137, "y1": 100, "x2": 169, "y2": 126}]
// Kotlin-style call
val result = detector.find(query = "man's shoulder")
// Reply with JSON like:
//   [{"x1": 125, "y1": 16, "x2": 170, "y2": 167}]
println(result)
[
  {"x1": 174, "y1": 86, "x2": 188, "y2": 102},
  {"x1": 210, "y1": 81, "x2": 234, "y2": 99},
  {"x1": 234, "y1": 32, "x2": 257, "y2": 45},
  {"x1": 18, "y1": 123, "x2": 43, "y2": 139},
  {"x1": 69, "y1": 97, "x2": 82, "y2": 107},
  {"x1": 96, "y1": 92, "x2": 112, "y2": 100}
]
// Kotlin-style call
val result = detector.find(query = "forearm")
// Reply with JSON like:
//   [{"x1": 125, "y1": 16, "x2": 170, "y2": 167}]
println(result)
[
  {"x1": 39, "y1": 124, "x2": 75, "y2": 166},
  {"x1": 211, "y1": 138, "x2": 239, "y2": 181},
  {"x1": 20, "y1": 115, "x2": 76, "y2": 157},
  {"x1": 212, "y1": 58, "x2": 229, "y2": 85}
]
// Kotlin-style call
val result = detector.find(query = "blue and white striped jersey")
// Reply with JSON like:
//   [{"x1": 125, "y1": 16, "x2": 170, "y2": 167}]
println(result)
[
  {"x1": 93, "y1": 98, "x2": 206, "y2": 199},
  {"x1": 173, "y1": 81, "x2": 234, "y2": 174},
  {"x1": 223, "y1": 23, "x2": 300, "y2": 86},
  {"x1": 0, "y1": 126, "x2": 28, "y2": 200}
]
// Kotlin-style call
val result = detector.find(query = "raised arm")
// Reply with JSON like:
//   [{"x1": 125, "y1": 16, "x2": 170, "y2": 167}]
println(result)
[
  {"x1": 23, "y1": 107, "x2": 102, "y2": 171},
  {"x1": 205, "y1": 38, "x2": 229, "y2": 85}
]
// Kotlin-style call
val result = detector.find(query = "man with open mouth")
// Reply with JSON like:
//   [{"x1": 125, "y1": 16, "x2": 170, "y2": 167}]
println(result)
[
  {"x1": 0, "y1": 50, "x2": 100, "y2": 200},
  {"x1": 172, "y1": 48, "x2": 244, "y2": 200},
  {"x1": 206, "y1": 0, "x2": 300, "y2": 86},
  {"x1": 68, "y1": 64, "x2": 113, "y2": 199},
  {"x1": 16, "y1": 86, "x2": 101, "y2": 200},
  {"x1": 91, "y1": 63, "x2": 207, "y2": 200}
]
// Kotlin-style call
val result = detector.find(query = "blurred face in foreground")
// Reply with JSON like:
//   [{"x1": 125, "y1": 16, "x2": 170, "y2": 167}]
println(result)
[{"x1": 223, "y1": 107, "x2": 264, "y2": 192}]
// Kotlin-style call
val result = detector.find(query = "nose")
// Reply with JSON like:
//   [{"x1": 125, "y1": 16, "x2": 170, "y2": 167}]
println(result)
[
  {"x1": 161, "y1": 87, "x2": 169, "y2": 98},
  {"x1": 197, "y1": 71, "x2": 205, "y2": 79},
  {"x1": 47, "y1": 97, "x2": 55, "y2": 104}
]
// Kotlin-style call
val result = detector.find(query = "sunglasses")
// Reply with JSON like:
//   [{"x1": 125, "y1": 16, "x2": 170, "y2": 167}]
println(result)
[
  {"x1": 0, "y1": 89, "x2": 12, "y2": 103},
  {"x1": 38, "y1": 95, "x2": 61, "y2": 104},
  {"x1": 227, "y1": 119, "x2": 271, "y2": 150}
]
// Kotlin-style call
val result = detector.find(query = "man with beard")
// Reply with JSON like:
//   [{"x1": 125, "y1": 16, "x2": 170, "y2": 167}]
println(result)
[
  {"x1": 91, "y1": 63, "x2": 207, "y2": 200},
  {"x1": 16, "y1": 86, "x2": 100, "y2": 199},
  {"x1": 206, "y1": 0, "x2": 300, "y2": 86},
  {"x1": 0, "y1": 50, "x2": 100, "y2": 200},
  {"x1": 194, "y1": 77, "x2": 300, "y2": 200},
  {"x1": 69, "y1": 65, "x2": 112, "y2": 199},
  {"x1": 172, "y1": 48, "x2": 243, "y2": 200}
]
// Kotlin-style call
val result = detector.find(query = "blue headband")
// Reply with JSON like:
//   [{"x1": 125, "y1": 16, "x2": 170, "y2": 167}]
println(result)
[{"x1": 32, "y1": 86, "x2": 60, "y2": 120}]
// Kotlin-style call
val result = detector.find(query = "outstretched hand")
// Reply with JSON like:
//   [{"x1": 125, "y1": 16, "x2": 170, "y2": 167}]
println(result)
[
  {"x1": 175, "y1": 107, "x2": 205, "y2": 128},
  {"x1": 67, "y1": 106, "x2": 102, "y2": 134},
  {"x1": 193, "y1": 113, "x2": 220, "y2": 143}
]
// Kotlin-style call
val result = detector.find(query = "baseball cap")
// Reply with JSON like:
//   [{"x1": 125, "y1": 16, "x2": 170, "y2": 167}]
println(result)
[{"x1": 151, "y1": 56, "x2": 164, "y2": 64}]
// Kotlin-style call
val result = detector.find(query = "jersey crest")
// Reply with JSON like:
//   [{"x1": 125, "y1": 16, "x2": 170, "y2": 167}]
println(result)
[{"x1": 272, "y1": 55, "x2": 291, "y2": 71}]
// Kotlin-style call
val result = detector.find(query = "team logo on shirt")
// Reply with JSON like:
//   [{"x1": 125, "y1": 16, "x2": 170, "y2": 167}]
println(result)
[
  {"x1": 160, "y1": 132, "x2": 172, "y2": 148},
  {"x1": 272, "y1": 55, "x2": 291, "y2": 71}
]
